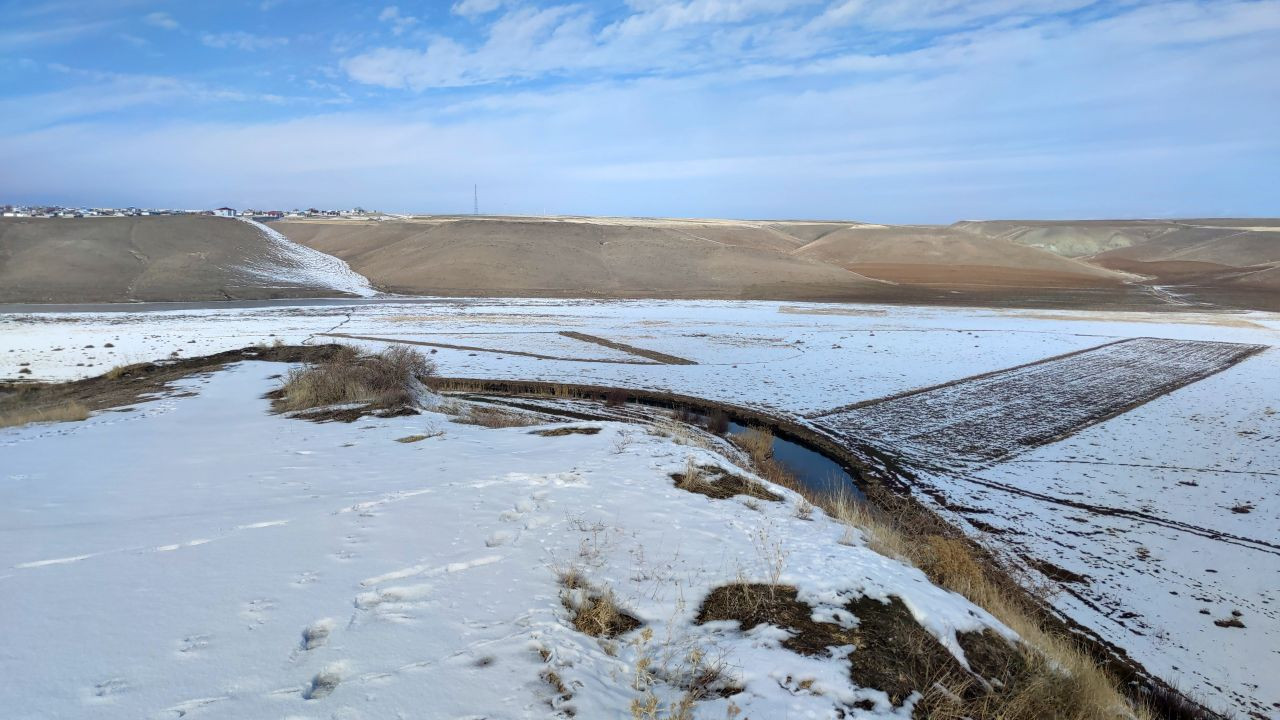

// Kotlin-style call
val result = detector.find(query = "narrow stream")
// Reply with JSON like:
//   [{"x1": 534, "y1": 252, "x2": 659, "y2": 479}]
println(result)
[{"x1": 725, "y1": 421, "x2": 866, "y2": 502}]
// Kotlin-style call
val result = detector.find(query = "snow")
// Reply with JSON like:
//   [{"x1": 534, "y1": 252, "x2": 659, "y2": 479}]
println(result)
[
  {"x1": 1, "y1": 361, "x2": 1006, "y2": 719},
  {"x1": 235, "y1": 218, "x2": 378, "y2": 297},
  {"x1": 917, "y1": 349, "x2": 1280, "y2": 718},
  {"x1": 3, "y1": 297, "x2": 1279, "y2": 716}
]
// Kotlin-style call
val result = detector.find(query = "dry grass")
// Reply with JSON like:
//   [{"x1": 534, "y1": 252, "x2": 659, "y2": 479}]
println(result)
[
  {"x1": 450, "y1": 404, "x2": 543, "y2": 428},
  {"x1": 531, "y1": 426, "x2": 602, "y2": 437},
  {"x1": 0, "y1": 400, "x2": 90, "y2": 428},
  {"x1": 733, "y1": 427, "x2": 775, "y2": 461},
  {"x1": 722, "y1": 434, "x2": 1150, "y2": 720},
  {"x1": 629, "y1": 627, "x2": 737, "y2": 720},
  {"x1": 273, "y1": 345, "x2": 434, "y2": 413},
  {"x1": 558, "y1": 570, "x2": 642, "y2": 639}
]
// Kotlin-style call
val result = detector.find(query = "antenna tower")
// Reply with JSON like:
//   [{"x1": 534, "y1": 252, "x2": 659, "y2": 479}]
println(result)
[{"x1": 473, "y1": 185, "x2": 478, "y2": 215}]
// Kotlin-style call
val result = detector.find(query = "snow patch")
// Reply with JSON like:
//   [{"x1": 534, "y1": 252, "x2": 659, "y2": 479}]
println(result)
[{"x1": 235, "y1": 217, "x2": 378, "y2": 297}]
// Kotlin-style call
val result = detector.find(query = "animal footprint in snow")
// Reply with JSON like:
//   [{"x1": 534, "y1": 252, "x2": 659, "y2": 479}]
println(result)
[
  {"x1": 177, "y1": 634, "x2": 211, "y2": 655},
  {"x1": 92, "y1": 678, "x2": 129, "y2": 697},
  {"x1": 485, "y1": 530, "x2": 514, "y2": 547},
  {"x1": 241, "y1": 597, "x2": 276, "y2": 627},
  {"x1": 301, "y1": 619, "x2": 335, "y2": 650},
  {"x1": 293, "y1": 570, "x2": 320, "y2": 586},
  {"x1": 303, "y1": 663, "x2": 347, "y2": 700}
]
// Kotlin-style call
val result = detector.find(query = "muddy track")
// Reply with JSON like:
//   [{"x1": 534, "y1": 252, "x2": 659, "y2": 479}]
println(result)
[
  {"x1": 317, "y1": 332, "x2": 663, "y2": 365},
  {"x1": 557, "y1": 331, "x2": 696, "y2": 365}
]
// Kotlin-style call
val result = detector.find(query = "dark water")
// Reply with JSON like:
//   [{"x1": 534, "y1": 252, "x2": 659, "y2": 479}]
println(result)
[{"x1": 725, "y1": 420, "x2": 866, "y2": 502}]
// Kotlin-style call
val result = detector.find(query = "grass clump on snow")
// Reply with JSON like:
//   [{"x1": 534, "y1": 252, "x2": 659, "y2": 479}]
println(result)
[
  {"x1": 558, "y1": 569, "x2": 642, "y2": 639},
  {"x1": 272, "y1": 345, "x2": 434, "y2": 413}
]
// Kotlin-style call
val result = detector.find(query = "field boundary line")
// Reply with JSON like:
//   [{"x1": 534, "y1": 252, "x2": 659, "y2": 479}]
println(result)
[
  {"x1": 318, "y1": 332, "x2": 661, "y2": 365},
  {"x1": 808, "y1": 337, "x2": 1133, "y2": 418},
  {"x1": 557, "y1": 331, "x2": 696, "y2": 365}
]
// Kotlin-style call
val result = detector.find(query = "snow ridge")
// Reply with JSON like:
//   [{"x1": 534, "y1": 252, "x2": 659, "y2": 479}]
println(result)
[{"x1": 235, "y1": 217, "x2": 378, "y2": 297}]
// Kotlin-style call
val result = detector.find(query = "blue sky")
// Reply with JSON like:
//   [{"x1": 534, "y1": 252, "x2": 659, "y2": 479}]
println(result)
[{"x1": 1, "y1": 0, "x2": 1277, "y2": 221}]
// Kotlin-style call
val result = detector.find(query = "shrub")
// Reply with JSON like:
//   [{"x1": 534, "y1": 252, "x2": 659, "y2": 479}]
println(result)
[{"x1": 274, "y1": 346, "x2": 434, "y2": 412}]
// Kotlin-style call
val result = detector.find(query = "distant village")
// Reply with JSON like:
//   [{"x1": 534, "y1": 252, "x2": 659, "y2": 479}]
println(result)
[{"x1": 0, "y1": 204, "x2": 376, "y2": 219}]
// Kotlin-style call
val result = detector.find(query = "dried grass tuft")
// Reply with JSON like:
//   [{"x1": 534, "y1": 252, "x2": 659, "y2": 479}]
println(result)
[{"x1": 273, "y1": 345, "x2": 434, "y2": 413}]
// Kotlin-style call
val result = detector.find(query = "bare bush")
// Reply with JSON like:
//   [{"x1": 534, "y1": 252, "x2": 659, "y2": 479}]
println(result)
[{"x1": 274, "y1": 346, "x2": 435, "y2": 412}]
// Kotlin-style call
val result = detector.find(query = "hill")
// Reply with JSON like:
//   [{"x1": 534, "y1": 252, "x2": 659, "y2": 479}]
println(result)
[
  {"x1": 0, "y1": 216, "x2": 373, "y2": 303},
  {"x1": 271, "y1": 216, "x2": 899, "y2": 301}
]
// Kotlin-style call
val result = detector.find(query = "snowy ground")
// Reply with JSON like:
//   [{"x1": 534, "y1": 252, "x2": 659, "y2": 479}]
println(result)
[
  {"x1": 3, "y1": 298, "x2": 1279, "y2": 717},
  {"x1": 2, "y1": 361, "x2": 1008, "y2": 719}
]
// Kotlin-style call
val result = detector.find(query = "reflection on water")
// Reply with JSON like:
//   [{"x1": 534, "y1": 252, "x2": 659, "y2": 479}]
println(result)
[{"x1": 726, "y1": 421, "x2": 865, "y2": 502}]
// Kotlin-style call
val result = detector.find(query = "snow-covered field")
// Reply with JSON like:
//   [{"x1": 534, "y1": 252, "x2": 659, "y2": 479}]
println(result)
[
  {"x1": 3, "y1": 298, "x2": 1279, "y2": 717},
  {"x1": 2, "y1": 361, "x2": 1009, "y2": 719}
]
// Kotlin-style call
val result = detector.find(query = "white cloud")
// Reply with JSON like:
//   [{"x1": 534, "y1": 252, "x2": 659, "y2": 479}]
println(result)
[
  {"x1": 452, "y1": 0, "x2": 505, "y2": 17},
  {"x1": 143, "y1": 12, "x2": 179, "y2": 30},
  {"x1": 378, "y1": 6, "x2": 420, "y2": 36},
  {"x1": 0, "y1": 20, "x2": 110, "y2": 50},
  {"x1": 201, "y1": 31, "x2": 290, "y2": 51}
]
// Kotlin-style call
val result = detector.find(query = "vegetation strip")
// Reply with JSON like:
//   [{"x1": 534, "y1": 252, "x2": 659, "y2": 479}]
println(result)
[
  {"x1": 426, "y1": 374, "x2": 1223, "y2": 719},
  {"x1": 557, "y1": 331, "x2": 697, "y2": 365},
  {"x1": 318, "y1": 332, "x2": 663, "y2": 364}
]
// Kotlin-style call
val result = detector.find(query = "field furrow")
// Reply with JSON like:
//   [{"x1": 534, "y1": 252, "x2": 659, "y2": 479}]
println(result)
[{"x1": 817, "y1": 337, "x2": 1266, "y2": 465}]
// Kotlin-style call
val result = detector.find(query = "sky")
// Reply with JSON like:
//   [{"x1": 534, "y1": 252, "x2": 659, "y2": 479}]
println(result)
[{"x1": 0, "y1": 0, "x2": 1277, "y2": 222}]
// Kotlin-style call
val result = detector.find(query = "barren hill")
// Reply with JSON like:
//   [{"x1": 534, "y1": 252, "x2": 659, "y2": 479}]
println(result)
[
  {"x1": 952, "y1": 219, "x2": 1280, "y2": 305},
  {"x1": 0, "y1": 216, "x2": 372, "y2": 303},
  {"x1": 792, "y1": 224, "x2": 1128, "y2": 288},
  {"x1": 3, "y1": 213, "x2": 1275, "y2": 309},
  {"x1": 272, "y1": 216, "x2": 899, "y2": 301}
]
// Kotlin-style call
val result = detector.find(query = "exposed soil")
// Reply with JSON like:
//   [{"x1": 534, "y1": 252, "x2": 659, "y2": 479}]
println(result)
[
  {"x1": 696, "y1": 584, "x2": 857, "y2": 657},
  {"x1": 0, "y1": 345, "x2": 345, "y2": 419},
  {"x1": 0, "y1": 216, "x2": 358, "y2": 303},
  {"x1": 696, "y1": 585, "x2": 1026, "y2": 714},
  {"x1": 670, "y1": 465, "x2": 783, "y2": 502},
  {"x1": 530, "y1": 426, "x2": 602, "y2": 436},
  {"x1": 558, "y1": 331, "x2": 696, "y2": 365},
  {"x1": 320, "y1": 332, "x2": 661, "y2": 364}
]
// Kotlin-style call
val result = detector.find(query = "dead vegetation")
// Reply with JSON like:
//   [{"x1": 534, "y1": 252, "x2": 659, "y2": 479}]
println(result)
[
  {"x1": 2, "y1": 344, "x2": 345, "y2": 429},
  {"x1": 532, "y1": 426, "x2": 602, "y2": 437},
  {"x1": 629, "y1": 627, "x2": 739, "y2": 720},
  {"x1": 272, "y1": 345, "x2": 434, "y2": 414},
  {"x1": 695, "y1": 582, "x2": 1120, "y2": 719},
  {"x1": 717, "y1": 423, "x2": 1151, "y2": 720},
  {"x1": 558, "y1": 569, "x2": 642, "y2": 639},
  {"x1": 449, "y1": 404, "x2": 543, "y2": 428},
  {"x1": 671, "y1": 459, "x2": 781, "y2": 502}
]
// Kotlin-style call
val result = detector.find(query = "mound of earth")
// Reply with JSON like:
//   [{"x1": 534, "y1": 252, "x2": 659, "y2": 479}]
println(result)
[
  {"x1": 272, "y1": 216, "x2": 899, "y2": 301},
  {"x1": 0, "y1": 215, "x2": 374, "y2": 303},
  {"x1": 792, "y1": 224, "x2": 1129, "y2": 288}
]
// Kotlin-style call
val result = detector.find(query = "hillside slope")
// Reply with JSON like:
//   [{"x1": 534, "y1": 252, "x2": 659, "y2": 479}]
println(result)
[
  {"x1": 274, "y1": 217, "x2": 898, "y2": 301},
  {"x1": 0, "y1": 216, "x2": 374, "y2": 303},
  {"x1": 793, "y1": 225, "x2": 1129, "y2": 288}
]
